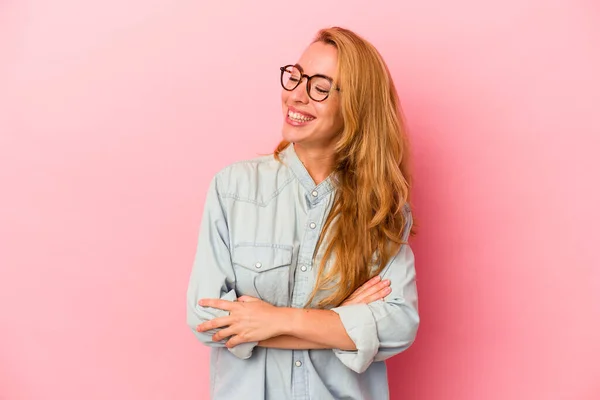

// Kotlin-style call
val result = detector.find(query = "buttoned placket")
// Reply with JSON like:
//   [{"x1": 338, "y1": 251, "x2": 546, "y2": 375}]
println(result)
[
  {"x1": 291, "y1": 190, "x2": 327, "y2": 400},
  {"x1": 283, "y1": 144, "x2": 335, "y2": 400}
]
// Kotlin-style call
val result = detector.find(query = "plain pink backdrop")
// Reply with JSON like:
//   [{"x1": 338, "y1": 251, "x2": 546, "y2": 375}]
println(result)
[{"x1": 1, "y1": 1, "x2": 599, "y2": 399}]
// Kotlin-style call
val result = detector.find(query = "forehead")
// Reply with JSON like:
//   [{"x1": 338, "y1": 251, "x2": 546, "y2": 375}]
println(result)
[{"x1": 295, "y1": 41, "x2": 338, "y2": 78}]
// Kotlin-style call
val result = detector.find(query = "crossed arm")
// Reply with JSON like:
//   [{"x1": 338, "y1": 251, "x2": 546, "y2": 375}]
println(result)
[
  {"x1": 196, "y1": 275, "x2": 392, "y2": 350},
  {"x1": 188, "y1": 178, "x2": 418, "y2": 366}
]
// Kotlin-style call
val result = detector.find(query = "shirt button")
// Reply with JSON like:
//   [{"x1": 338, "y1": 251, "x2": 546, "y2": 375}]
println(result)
[
  {"x1": 300, "y1": 265, "x2": 307, "y2": 272},
  {"x1": 311, "y1": 190, "x2": 318, "y2": 197},
  {"x1": 295, "y1": 360, "x2": 302, "y2": 367},
  {"x1": 309, "y1": 222, "x2": 316, "y2": 229},
  {"x1": 254, "y1": 262, "x2": 262, "y2": 269}
]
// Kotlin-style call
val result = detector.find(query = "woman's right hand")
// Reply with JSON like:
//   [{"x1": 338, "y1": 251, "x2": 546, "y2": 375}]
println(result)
[{"x1": 340, "y1": 276, "x2": 391, "y2": 306}]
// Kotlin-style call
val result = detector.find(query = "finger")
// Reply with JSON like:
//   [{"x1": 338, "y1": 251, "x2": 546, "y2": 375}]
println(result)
[
  {"x1": 355, "y1": 275, "x2": 382, "y2": 294},
  {"x1": 226, "y1": 334, "x2": 247, "y2": 348},
  {"x1": 347, "y1": 282, "x2": 391, "y2": 306},
  {"x1": 343, "y1": 286, "x2": 391, "y2": 306},
  {"x1": 340, "y1": 277, "x2": 387, "y2": 306},
  {"x1": 362, "y1": 285, "x2": 392, "y2": 303},
  {"x1": 352, "y1": 276, "x2": 382, "y2": 297},
  {"x1": 196, "y1": 316, "x2": 233, "y2": 333},
  {"x1": 238, "y1": 295, "x2": 260, "y2": 302},
  {"x1": 355, "y1": 279, "x2": 391, "y2": 301},
  {"x1": 198, "y1": 298, "x2": 235, "y2": 311},
  {"x1": 213, "y1": 327, "x2": 236, "y2": 342}
]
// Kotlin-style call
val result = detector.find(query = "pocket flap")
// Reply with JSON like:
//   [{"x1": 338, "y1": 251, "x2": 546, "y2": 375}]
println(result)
[{"x1": 232, "y1": 244, "x2": 292, "y2": 272}]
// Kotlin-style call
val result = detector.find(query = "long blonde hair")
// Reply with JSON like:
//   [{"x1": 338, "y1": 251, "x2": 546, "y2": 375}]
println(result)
[{"x1": 275, "y1": 27, "x2": 414, "y2": 309}]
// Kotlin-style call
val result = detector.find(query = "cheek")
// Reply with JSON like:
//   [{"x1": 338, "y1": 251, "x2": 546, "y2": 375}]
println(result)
[
  {"x1": 281, "y1": 90, "x2": 289, "y2": 105},
  {"x1": 316, "y1": 103, "x2": 343, "y2": 128}
]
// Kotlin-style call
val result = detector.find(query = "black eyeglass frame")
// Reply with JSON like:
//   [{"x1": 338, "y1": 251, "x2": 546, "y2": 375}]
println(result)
[{"x1": 279, "y1": 64, "x2": 341, "y2": 102}]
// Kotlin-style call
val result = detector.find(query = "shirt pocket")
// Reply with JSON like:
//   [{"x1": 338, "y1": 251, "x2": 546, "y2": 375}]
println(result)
[{"x1": 232, "y1": 244, "x2": 293, "y2": 307}]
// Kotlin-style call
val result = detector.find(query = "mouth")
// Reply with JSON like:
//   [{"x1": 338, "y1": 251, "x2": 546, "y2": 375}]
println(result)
[{"x1": 286, "y1": 107, "x2": 316, "y2": 125}]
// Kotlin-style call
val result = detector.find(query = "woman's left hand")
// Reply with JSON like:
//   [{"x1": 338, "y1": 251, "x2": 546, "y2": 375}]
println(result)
[{"x1": 196, "y1": 296, "x2": 288, "y2": 348}]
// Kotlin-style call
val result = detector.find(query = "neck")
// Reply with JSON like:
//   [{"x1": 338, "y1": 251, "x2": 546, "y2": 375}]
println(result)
[{"x1": 293, "y1": 143, "x2": 335, "y2": 185}]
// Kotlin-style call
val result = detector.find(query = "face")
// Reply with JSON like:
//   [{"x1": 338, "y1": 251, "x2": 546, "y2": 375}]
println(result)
[{"x1": 281, "y1": 42, "x2": 344, "y2": 154}]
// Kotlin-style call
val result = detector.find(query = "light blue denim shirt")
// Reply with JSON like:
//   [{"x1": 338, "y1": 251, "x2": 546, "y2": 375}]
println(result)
[{"x1": 186, "y1": 143, "x2": 419, "y2": 400}]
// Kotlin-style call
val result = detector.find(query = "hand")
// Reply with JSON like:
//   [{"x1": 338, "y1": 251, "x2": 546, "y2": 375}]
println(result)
[
  {"x1": 341, "y1": 275, "x2": 391, "y2": 306},
  {"x1": 196, "y1": 296, "x2": 287, "y2": 348}
]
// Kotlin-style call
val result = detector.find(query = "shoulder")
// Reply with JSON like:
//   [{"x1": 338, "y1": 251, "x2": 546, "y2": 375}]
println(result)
[
  {"x1": 211, "y1": 153, "x2": 295, "y2": 206},
  {"x1": 214, "y1": 152, "x2": 286, "y2": 185}
]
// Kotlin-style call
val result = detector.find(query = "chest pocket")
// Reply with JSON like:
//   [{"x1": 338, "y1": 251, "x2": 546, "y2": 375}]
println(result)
[{"x1": 232, "y1": 244, "x2": 293, "y2": 307}]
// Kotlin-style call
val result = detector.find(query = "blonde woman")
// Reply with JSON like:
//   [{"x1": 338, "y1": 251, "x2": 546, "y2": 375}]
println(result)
[{"x1": 187, "y1": 27, "x2": 419, "y2": 400}]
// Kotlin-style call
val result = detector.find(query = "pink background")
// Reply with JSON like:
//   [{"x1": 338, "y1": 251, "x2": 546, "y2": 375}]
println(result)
[{"x1": 1, "y1": 1, "x2": 599, "y2": 399}]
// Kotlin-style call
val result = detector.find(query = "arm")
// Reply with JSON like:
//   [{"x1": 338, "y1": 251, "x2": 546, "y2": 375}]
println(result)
[
  {"x1": 199, "y1": 296, "x2": 356, "y2": 350},
  {"x1": 192, "y1": 204, "x2": 417, "y2": 363},
  {"x1": 259, "y1": 335, "x2": 330, "y2": 350},
  {"x1": 258, "y1": 209, "x2": 418, "y2": 368},
  {"x1": 258, "y1": 276, "x2": 394, "y2": 350},
  {"x1": 186, "y1": 174, "x2": 258, "y2": 359},
  {"x1": 329, "y1": 209, "x2": 419, "y2": 373},
  {"x1": 278, "y1": 308, "x2": 358, "y2": 350}
]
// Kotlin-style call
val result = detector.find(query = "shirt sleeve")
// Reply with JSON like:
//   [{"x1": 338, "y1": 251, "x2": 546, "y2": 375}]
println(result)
[
  {"x1": 330, "y1": 208, "x2": 419, "y2": 373},
  {"x1": 186, "y1": 173, "x2": 258, "y2": 360}
]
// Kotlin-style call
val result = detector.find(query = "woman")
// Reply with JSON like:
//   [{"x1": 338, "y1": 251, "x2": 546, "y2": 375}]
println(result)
[{"x1": 187, "y1": 26, "x2": 419, "y2": 400}]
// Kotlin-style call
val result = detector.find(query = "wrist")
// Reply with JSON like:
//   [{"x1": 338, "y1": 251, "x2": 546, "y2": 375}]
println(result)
[{"x1": 277, "y1": 307, "x2": 299, "y2": 336}]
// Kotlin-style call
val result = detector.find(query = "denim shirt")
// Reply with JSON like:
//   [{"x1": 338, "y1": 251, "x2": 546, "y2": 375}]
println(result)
[{"x1": 186, "y1": 143, "x2": 419, "y2": 400}]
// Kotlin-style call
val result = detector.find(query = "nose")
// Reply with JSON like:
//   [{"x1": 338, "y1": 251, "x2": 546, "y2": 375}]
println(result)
[{"x1": 289, "y1": 78, "x2": 310, "y2": 103}]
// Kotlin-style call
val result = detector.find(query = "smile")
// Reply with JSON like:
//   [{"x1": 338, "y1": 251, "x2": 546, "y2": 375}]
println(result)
[{"x1": 287, "y1": 110, "x2": 315, "y2": 123}]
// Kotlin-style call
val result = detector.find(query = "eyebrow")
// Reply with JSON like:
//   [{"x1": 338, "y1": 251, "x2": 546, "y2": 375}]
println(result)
[{"x1": 294, "y1": 63, "x2": 335, "y2": 82}]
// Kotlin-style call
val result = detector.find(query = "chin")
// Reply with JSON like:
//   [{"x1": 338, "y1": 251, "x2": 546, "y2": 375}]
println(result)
[{"x1": 281, "y1": 125, "x2": 306, "y2": 144}]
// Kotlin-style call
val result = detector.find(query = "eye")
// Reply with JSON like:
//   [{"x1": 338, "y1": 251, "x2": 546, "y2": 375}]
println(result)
[{"x1": 315, "y1": 86, "x2": 329, "y2": 94}]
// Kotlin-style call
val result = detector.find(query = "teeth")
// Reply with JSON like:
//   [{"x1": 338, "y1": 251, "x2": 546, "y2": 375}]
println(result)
[{"x1": 288, "y1": 111, "x2": 315, "y2": 122}]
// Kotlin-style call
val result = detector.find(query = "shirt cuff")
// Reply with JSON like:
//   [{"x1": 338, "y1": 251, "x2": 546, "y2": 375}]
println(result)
[
  {"x1": 227, "y1": 341, "x2": 258, "y2": 359},
  {"x1": 330, "y1": 303, "x2": 379, "y2": 373}
]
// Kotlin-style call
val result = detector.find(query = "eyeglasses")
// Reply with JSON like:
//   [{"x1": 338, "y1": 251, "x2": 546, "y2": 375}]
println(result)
[{"x1": 279, "y1": 64, "x2": 341, "y2": 102}]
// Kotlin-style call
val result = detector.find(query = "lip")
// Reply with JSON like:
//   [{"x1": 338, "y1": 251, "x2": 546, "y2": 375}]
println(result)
[
  {"x1": 285, "y1": 105, "x2": 316, "y2": 127},
  {"x1": 287, "y1": 106, "x2": 315, "y2": 119}
]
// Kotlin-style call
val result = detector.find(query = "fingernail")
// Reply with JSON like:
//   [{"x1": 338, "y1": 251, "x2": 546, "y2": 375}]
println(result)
[{"x1": 383, "y1": 280, "x2": 391, "y2": 285}]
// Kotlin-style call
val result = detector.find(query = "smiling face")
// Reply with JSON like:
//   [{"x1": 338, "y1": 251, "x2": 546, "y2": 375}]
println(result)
[{"x1": 281, "y1": 41, "x2": 344, "y2": 155}]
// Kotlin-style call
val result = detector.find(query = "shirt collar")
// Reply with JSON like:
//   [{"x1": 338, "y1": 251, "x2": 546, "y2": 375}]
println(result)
[{"x1": 280, "y1": 143, "x2": 335, "y2": 203}]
